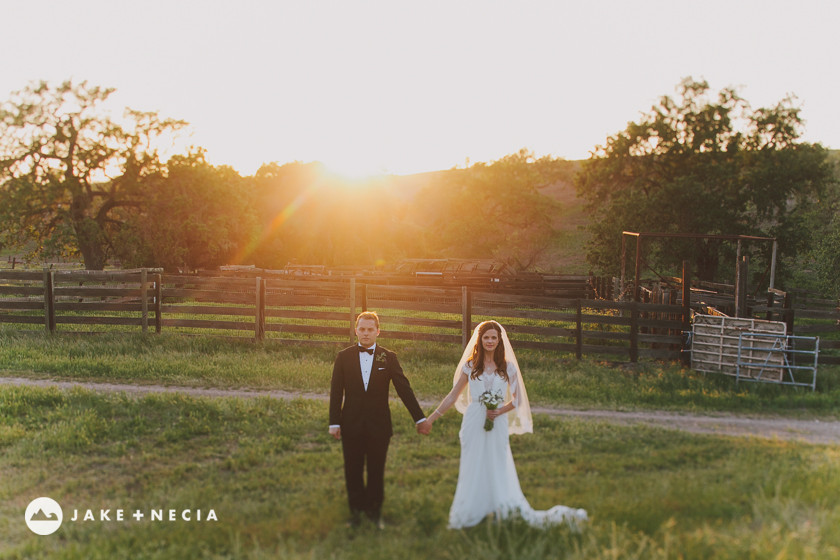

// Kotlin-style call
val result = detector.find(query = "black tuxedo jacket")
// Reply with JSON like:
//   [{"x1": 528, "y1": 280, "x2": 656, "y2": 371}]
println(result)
[{"x1": 329, "y1": 344, "x2": 425, "y2": 439}]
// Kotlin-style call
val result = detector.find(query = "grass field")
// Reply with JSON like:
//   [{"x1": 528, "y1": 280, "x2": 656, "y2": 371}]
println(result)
[
  {"x1": 1, "y1": 331, "x2": 838, "y2": 416},
  {"x1": 1, "y1": 386, "x2": 838, "y2": 559},
  {"x1": 1, "y1": 332, "x2": 839, "y2": 559}
]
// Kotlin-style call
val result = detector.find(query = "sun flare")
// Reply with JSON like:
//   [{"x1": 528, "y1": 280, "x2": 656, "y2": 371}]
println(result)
[{"x1": 321, "y1": 159, "x2": 391, "y2": 183}]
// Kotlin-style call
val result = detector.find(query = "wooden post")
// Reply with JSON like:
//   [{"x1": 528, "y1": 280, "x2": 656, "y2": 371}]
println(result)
[
  {"x1": 735, "y1": 256, "x2": 748, "y2": 318},
  {"x1": 681, "y1": 260, "x2": 691, "y2": 366},
  {"x1": 765, "y1": 290, "x2": 775, "y2": 322},
  {"x1": 141, "y1": 269, "x2": 149, "y2": 333},
  {"x1": 634, "y1": 235, "x2": 642, "y2": 303},
  {"x1": 620, "y1": 234, "x2": 626, "y2": 297},
  {"x1": 360, "y1": 282, "x2": 368, "y2": 312},
  {"x1": 255, "y1": 277, "x2": 265, "y2": 342},
  {"x1": 461, "y1": 286, "x2": 471, "y2": 348},
  {"x1": 629, "y1": 302, "x2": 639, "y2": 363},
  {"x1": 154, "y1": 273, "x2": 162, "y2": 333},
  {"x1": 575, "y1": 299, "x2": 582, "y2": 360},
  {"x1": 43, "y1": 269, "x2": 55, "y2": 334},
  {"x1": 349, "y1": 278, "x2": 357, "y2": 345},
  {"x1": 783, "y1": 291, "x2": 794, "y2": 335}
]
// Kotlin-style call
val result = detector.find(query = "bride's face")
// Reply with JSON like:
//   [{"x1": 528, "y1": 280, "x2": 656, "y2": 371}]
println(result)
[{"x1": 481, "y1": 329, "x2": 500, "y2": 357}]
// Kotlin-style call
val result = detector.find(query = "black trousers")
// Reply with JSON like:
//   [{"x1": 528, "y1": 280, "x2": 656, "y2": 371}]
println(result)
[{"x1": 341, "y1": 432, "x2": 390, "y2": 520}]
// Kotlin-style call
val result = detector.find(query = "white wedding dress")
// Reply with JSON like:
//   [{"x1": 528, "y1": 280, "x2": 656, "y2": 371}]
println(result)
[{"x1": 448, "y1": 365, "x2": 588, "y2": 529}]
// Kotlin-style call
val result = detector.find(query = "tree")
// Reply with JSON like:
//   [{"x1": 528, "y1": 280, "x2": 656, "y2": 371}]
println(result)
[
  {"x1": 417, "y1": 150, "x2": 565, "y2": 271},
  {"x1": 575, "y1": 78, "x2": 834, "y2": 283},
  {"x1": 115, "y1": 151, "x2": 257, "y2": 272},
  {"x1": 809, "y1": 213, "x2": 840, "y2": 297},
  {"x1": 0, "y1": 80, "x2": 184, "y2": 269},
  {"x1": 801, "y1": 153, "x2": 840, "y2": 296}
]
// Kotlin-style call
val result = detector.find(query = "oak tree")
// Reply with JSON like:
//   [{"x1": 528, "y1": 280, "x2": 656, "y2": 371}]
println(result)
[
  {"x1": 575, "y1": 78, "x2": 833, "y2": 283},
  {"x1": 0, "y1": 80, "x2": 184, "y2": 269}
]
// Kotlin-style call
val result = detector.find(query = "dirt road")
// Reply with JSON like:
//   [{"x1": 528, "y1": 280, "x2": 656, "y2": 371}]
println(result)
[{"x1": 2, "y1": 375, "x2": 838, "y2": 445}]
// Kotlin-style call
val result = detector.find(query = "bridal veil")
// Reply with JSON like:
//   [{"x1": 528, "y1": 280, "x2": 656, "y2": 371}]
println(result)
[{"x1": 452, "y1": 321, "x2": 533, "y2": 435}]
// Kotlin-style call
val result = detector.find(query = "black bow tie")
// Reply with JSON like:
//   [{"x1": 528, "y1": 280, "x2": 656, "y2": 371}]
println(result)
[{"x1": 358, "y1": 346, "x2": 374, "y2": 355}]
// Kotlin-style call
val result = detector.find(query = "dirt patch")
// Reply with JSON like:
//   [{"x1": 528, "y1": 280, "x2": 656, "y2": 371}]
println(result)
[{"x1": 2, "y1": 376, "x2": 838, "y2": 445}]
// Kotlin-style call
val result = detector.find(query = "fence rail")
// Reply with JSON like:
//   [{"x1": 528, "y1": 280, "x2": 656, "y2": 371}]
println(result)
[{"x1": 1, "y1": 270, "x2": 836, "y2": 365}]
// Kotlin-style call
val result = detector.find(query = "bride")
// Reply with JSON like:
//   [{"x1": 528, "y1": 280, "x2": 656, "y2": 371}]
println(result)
[{"x1": 426, "y1": 320, "x2": 587, "y2": 529}]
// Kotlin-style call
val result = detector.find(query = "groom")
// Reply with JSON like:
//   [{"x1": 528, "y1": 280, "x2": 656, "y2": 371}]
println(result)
[{"x1": 329, "y1": 311, "x2": 430, "y2": 528}]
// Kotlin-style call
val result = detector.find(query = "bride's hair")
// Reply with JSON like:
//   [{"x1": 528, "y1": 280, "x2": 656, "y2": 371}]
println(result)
[{"x1": 468, "y1": 321, "x2": 509, "y2": 382}]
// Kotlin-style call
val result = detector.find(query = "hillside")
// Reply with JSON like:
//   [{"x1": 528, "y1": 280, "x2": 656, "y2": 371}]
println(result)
[{"x1": 384, "y1": 160, "x2": 591, "y2": 273}]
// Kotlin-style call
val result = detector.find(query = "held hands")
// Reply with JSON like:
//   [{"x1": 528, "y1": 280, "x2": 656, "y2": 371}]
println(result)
[
  {"x1": 329, "y1": 426, "x2": 341, "y2": 440},
  {"x1": 416, "y1": 419, "x2": 432, "y2": 436}
]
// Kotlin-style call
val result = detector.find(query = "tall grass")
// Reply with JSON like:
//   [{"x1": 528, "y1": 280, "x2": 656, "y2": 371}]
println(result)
[
  {"x1": 1, "y1": 386, "x2": 838, "y2": 559},
  {"x1": 1, "y1": 331, "x2": 838, "y2": 416}
]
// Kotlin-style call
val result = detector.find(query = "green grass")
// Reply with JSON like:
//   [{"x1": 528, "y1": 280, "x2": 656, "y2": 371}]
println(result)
[
  {"x1": 1, "y1": 331, "x2": 838, "y2": 417},
  {"x1": 1, "y1": 386, "x2": 838, "y2": 559}
]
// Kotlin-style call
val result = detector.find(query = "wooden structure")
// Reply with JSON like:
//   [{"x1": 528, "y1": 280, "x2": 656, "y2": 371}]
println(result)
[{"x1": 620, "y1": 232, "x2": 778, "y2": 308}]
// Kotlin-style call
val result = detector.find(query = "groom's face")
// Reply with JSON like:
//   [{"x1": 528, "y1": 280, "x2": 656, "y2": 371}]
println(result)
[{"x1": 355, "y1": 318, "x2": 380, "y2": 348}]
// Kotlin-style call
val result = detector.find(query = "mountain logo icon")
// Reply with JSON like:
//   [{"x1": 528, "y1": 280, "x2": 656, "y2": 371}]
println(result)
[
  {"x1": 30, "y1": 509, "x2": 58, "y2": 521},
  {"x1": 25, "y1": 497, "x2": 63, "y2": 535}
]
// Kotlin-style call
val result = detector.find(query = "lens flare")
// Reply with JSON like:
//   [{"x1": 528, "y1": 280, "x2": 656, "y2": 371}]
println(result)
[{"x1": 230, "y1": 182, "x2": 322, "y2": 265}]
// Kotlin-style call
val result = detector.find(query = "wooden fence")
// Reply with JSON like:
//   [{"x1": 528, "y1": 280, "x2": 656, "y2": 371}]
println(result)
[{"x1": 0, "y1": 270, "x2": 686, "y2": 363}]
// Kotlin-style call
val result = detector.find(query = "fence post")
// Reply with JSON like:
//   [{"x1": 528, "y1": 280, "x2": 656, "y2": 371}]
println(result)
[
  {"x1": 629, "y1": 302, "x2": 639, "y2": 362},
  {"x1": 681, "y1": 260, "x2": 691, "y2": 366},
  {"x1": 154, "y1": 273, "x2": 162, "y2": 333},
  {"x1": 633, "y1": 235, "x2": 642, "y2": 303},
  {"x1": 783, "y1": 291, "x2": 794, "y2": 335},
  {"x1": 254, "y1": 277, "x2": 265, "y2": 342},
  {"x1": 461, "y1": 286, "x2": 471, "y2": 348},
  {"x1": 575, "y1": 299, "x2": 582, "y2": 360},
  {"x1": 360, "y1": 282, "x2": 368, "y2": 312},
  {"x1": 43, "y1": 269, "x2": 55, "y2": 334},
  {"x1": 735, "y1": 255, "x2": 748, "y2": 318},
  {"x1": 141, "y1": 269, "x2": 148, "y2": 333},
  {"x1": 765, "y1": 290, "x2": 773, "y2": 321},
  {"x1": 349, "y1": 279, "x2": 357, "y2": 345}
]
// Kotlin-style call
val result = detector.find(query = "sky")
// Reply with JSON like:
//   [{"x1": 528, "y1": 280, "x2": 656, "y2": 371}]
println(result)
[{"x1": 1, "y1": 0, "x2": 837, "y2": 177}]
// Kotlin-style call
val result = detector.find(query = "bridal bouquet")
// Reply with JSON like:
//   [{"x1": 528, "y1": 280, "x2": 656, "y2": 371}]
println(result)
[{"x1": 478, "y1": 390, "x2": 504, "y2": 431}]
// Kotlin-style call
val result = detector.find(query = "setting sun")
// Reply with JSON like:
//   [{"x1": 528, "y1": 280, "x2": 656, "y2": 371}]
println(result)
[{"x1": 321, "y1": 159, "x2": 391, "y2": 182}]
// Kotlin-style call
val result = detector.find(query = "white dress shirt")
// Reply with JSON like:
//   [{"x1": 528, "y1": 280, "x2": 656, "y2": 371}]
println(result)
[{"x1": 359, "y1": 343, "x2": 376, "y2": 391}]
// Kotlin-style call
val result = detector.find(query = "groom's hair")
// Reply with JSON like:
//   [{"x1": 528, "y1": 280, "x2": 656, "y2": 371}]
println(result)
[{"x1": 355, "y1": 311, "x2": 380, "y2": 329}]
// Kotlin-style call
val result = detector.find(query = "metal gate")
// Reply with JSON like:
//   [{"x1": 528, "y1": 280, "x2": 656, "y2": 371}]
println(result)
[{"x1": 736, "y1": 333, "x2": 820, "y2": 391}]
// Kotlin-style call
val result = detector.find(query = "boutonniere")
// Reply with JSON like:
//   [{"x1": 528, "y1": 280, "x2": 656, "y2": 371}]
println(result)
[{"x1": 374, "y1": 352, "x2": 387, "y2": 365}]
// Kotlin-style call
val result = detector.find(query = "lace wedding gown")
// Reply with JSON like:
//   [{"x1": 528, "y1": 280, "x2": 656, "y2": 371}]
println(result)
[{"x1": 448, "y1": 366, "x2": 588, "y2": 529}]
